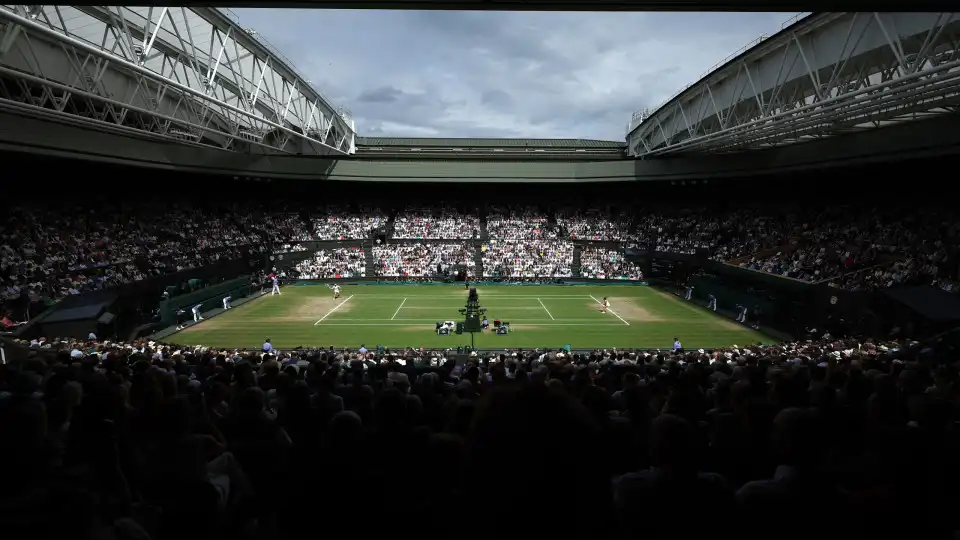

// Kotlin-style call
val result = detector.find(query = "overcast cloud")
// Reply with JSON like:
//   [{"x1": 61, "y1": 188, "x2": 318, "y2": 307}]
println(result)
[{"x1": 233, "y1": 10, "x2": 797, "y2": 140}]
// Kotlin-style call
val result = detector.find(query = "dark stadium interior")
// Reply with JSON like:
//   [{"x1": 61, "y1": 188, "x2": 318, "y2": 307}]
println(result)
[
  {"x1": 4, "y1": 149, "x2": 956, "y2": 201},
  {"x1": 3, "y1": 153, "x2": 960, "y2": 540},
  {"x1": 4, "y1": 5, "x2": 960, "y2": 540}
]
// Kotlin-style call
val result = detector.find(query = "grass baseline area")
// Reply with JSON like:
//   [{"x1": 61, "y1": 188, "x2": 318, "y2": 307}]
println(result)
[{"x1": 170, "y1": 283, "x2": 773, "y2": 350}]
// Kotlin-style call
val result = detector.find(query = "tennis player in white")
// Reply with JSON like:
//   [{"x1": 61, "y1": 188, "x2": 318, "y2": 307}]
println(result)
[{"x1": 271, "y1": 275, "x2": 281, "y2": 295}]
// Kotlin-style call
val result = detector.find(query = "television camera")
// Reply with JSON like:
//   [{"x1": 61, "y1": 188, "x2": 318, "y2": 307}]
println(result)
[{"x1": 458, "y1": 287, "x2": 487, "y2": 347}]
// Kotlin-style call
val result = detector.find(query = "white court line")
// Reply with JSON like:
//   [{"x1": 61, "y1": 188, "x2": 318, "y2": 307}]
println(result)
[
  {"x1": 315, "y1": 295, "x2": 595, "y2": 299},
  {"x1": 399, "y1": 306, "x2": 546, "y2": 310},
  {"x1": 314, "y1": 295, "x2": 354, "y2": 325},
  {"x1": 314, "y1": 323, "x2": 623, "y2": 326},
  {"x1": 537, "y1": 298, "x2": 555, "y2": 320},
  {"x1": 327, "y1": 318, "x2": 607, "y2": 322},
  {"x1": 390, "y1": 297, "x2": 407, "y2": 320},
  {"x1": 590, "y1": 295, "x2": 630, "y2": 326}
]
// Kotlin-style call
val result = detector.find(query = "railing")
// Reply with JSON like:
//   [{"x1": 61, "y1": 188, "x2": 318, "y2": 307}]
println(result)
[
  {"x1": 724, "y1": 261, "x2": 811, "y2": 283},
  {"x1": 817, "y1": 259, "x2": 900, "y2": 286},
  {"x1": 215, "y1": 8, "x2": 353, "y2": 122},
  {"x1": 629, "y1": 12, "x2": 810, "y2": 129}
]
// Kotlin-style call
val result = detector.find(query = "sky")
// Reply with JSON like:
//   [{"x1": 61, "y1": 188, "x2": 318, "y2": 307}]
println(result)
[{"x1": 233, "y1": 10, "x2": 798, "y2": 141}]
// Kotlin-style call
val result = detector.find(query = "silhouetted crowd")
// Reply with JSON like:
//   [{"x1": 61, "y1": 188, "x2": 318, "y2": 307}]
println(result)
[
  {"x1": 2, "y1": 331, "x2": 958, "y2": 540},
  {"x1": 1, "y1": 200, "x2": 299, "y2": 318}
]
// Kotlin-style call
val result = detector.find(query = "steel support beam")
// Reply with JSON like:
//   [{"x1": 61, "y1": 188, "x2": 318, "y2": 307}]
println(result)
[
  {"x1": 0, "y1": 5, "x2": 355, "y2": 155},
  {"x1": 65, "y1": 1, "x2": 960, "y2": 11},
  {"x1": 628, "y1": 12, "x2": 960, "y2": 156}
]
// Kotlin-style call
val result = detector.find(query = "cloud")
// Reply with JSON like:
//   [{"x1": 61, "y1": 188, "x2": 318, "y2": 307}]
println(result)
[
  {"x1": 356, "y1": 86, "x2": 403, "y2": 104},
  {"x1": 232, "y1": 9, "x2": 796, "y2": 140}
]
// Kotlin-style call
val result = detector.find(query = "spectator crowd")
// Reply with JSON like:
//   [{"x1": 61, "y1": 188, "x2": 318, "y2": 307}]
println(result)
[
  {"x1": 486, "y1": 206, "x2": 559, "y2": 242},
  {"x1": 373, "y1": 243, "x2": 476, "y2": 278},
  {"x1": 580, "y1": 246, "x2": 644, "y2": 280},
  {"x1": 1, "y1": 200, "x2": 300, "y2": 320},
  {"x1": 557, "y1": 209, "x2": 632, "y2": 241},
  {"x1": 482, "y1": 239, "x2": 573, "y2": 279},
  {"x1": 1, "y1": 330, "x2": 957, "y2": 540},
  {"x1": 309, "y1": 209, "x2": 388, "y2": 240},
  {"x1": 483, "y1": 207, "x2": 568, "y2": 279},
  {"x1": 393, "y1": 209, "x2": 480, "y2": 240},
  {"x1": 4, "y1": 201, "x2": 959, "y2": 322}
]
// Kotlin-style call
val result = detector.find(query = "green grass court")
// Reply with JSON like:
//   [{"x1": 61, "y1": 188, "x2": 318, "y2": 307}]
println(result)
[{"x1": 172, "y1": 285, "x2": 772, "y2": 349}]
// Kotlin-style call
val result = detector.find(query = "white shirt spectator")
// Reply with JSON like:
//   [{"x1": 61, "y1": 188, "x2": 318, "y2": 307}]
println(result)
[
  {"x1": 310, "y1": 208, "x2": 387, "y2": 240},
  {"x1": 580, "y1": 247, "x2": 644, "y2": 280},
  {"x1": 394, "y1": 209, "x2": 479, "y2": 240},
  {"x1": 294, "y1": 248, "x2": 366, "y2": 279},
  {"x1": 374, "y1": 243, "x2": 475, "y2": 278}
]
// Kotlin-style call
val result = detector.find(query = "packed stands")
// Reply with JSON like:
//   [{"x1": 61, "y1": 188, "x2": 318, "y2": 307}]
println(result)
[
  {"x1": 627, "y1": 209, "x2": 790, "y2": 259},
  {"x1": 257, "y1": 213, "x2": 313, "y2": 242},
  {"x1": 393, "y1": 209, "x2": 480, "y2": 239},
  {"x1": 309, "y1": 209, "x2": 388, "y2": 240},
  {"x1": 733, "y1": 207, "x2": 960, "y2": 286},
  {"x1": 580, "y1": 246, "x2": 644, "y2": 280},
  {"x1": 557, "y1": 210, "x2": 632, "y2": 241},
  {"x1": 482, "y1": 207, "x2": 571, "y2": 278},
  {"x1": 2, "y1": 330, "x2": 954, "y2": 540},
  {"x1": 0, "y1": 201, "x2": 283, "y2": 317},
  {"x1": 373, "y1": 243, "x2": 476, "y2": 278},
  {"x1": 293, "y1": 248, "x2": 366, "y2": 279},
  {"x1": 4, "y1": 197, "x2": 960, "y2": 323},
  {"x1": 486, "y1": 206, "x2": 558, "y2": 241},
  {"x1": 483, "y1": 240, "x2": 573, "y2": 278}
]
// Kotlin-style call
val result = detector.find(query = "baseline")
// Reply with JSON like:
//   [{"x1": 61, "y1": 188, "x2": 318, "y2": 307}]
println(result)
[
  {"x1": 398, "y1": 306, "x2": 546, "y2": 310},
  {"x1": 313, "y1": 322, "x2": 624, "y2": 327},
  {"x1": 325, "y1": 318, "x2": 608, "y2": 322},
  {"x1": 589, "y1": 295, "x2": 630, "y2": 326},
  {"x1": 326, "y1": 295, "x2": 596, "y2": 299}
]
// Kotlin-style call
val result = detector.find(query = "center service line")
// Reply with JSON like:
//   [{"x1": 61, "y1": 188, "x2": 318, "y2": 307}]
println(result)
[
  {"x1": 391, "y1": 297, "x2": 408, "y2": 320},
  {"x1": 537, "y1": 297, "x2": 555, "y2": 320},
  {"x1": 589, "y1": 294, "x2": 630, "y2": 326},
  {"x1": 314, "y1": 294, "x2": 355, "y2": 326}
]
